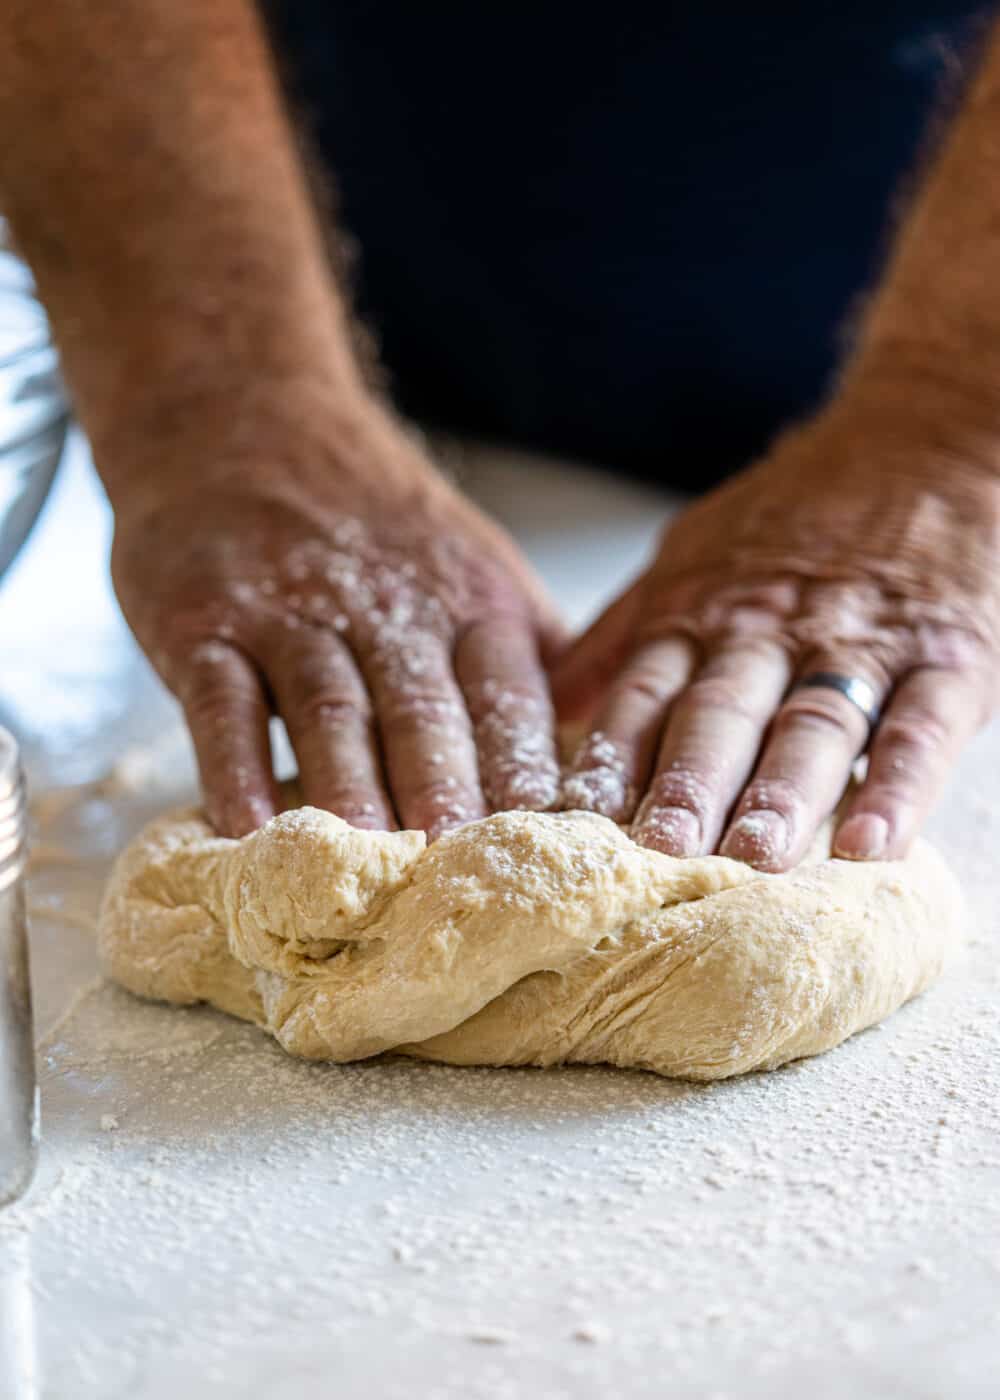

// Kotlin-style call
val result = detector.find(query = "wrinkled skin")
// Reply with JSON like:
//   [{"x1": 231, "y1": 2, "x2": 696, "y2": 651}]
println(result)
[
  {"x1": 554, "y1": 405, "x2": 1000, "y2": 870},
  {"x1": 112, "y1": 413, "x2": 565, "y2": 839},
  {"x1": 113, "y1": 397, "x2": 1000, "y2": 871}
]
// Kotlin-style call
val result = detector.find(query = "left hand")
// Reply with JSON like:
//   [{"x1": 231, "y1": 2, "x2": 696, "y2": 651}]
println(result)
[{"x1": 551, "y1": 401, "x2": 1000, "y2": 870}]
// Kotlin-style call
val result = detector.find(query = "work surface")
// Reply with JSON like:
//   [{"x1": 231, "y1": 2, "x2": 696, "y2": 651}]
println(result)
[{"x1": 2, "y1": 439, "x2": 998, "y2": 1400}]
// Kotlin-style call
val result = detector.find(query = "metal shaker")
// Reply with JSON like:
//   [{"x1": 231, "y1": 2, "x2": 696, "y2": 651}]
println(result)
[
  {"x1": 0, "y1": 726, "x2": 36, "y2": 1206},
  {"x1": 0, "y1": 216, "x2": 68, "y2": 581}
]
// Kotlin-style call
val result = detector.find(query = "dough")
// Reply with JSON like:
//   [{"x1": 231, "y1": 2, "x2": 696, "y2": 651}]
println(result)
[{"x1": 98, "y1": 804, "x2": 962, "y2": 1080}]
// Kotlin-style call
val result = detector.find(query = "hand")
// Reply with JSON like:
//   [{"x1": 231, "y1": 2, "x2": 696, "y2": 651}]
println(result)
[
  {"x1": 111, "y1": 404, "x2": 564, "y2": 837},
  {"x1": 552, "y1": 403, "x2": 1000, "y2": 870}
]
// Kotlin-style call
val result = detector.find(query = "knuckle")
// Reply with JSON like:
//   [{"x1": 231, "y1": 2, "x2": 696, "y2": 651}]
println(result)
[
  {"x1": 645, "y1": 765, "x2": 716, "y2": 817},
  {"x1": 774, "y1": 695, "x2": 858, "y2": 743},
  {"x1": 180, "y1": 638, "x2": 239, "y2": 682},
  {"x1": 295, "y1": 689, "x2": 371, "y2": 730},
  {"x1": 183, "y1": 676, "x2": 249, "y2": 726},
  {"x1": 738, "y1": 775, "x2": 807, "y2": 821},
  {"x1": 370, "y1": 625, "x2": 442, "y2": 667},
  {"x1": 178, "y1": 643, "x2": 268, "y2": 743},
  {"x1": 676, "y1": 677, "x2": 761, "y2": 725},
  {"x1": 916, "y1": 625, "x2": 992, "y2": 672},
  {"x1": 615, "y1": 667, "x2": 675, "y2": 710},
  {"x1": 715, "y1": 632, "x2": 788, "y2": 666},
  {"x1": 411, "y1": 776, "x2": 464, "y2": 804},
  {"x1": 464, "y1": 676, "x2": 547, "y2": 723},
  {"x1": 879, "y1": 711, "x2": 949, "y2": 757},
  {"x1": 459, "y1": 612, "x2": 531, "y2": 650},
  {"x1": 873, "y1": 717, "x2": 950, "y2": 794},
  {"x1": 379, "y1": 689, "x2": 468, "y2": 735}
]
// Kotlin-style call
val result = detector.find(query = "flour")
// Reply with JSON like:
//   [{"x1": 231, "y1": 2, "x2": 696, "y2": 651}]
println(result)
[
  {"x1": 3, "y1": 959, "x2": 997, "y2": 1399},
  {"x1": 27, "y1": 889, "x2": 96, "y2": 934},
  {"x1": 562, "y1": 731, "x2": 635, "y2": 817},
  {"x1": 8, "y1": 767, "x2": 986, "y2": 1399},
  {"x1": 39, "y1": 981, "x2": 228, "y2": 1069}
]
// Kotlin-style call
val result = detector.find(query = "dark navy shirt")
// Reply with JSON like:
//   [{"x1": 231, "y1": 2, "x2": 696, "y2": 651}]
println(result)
[{"x1": 265, "y1": 4, "x2": 988, "y2": 487}]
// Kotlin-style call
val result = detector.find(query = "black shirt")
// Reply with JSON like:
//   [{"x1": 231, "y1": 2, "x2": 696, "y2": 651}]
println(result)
[{"x1": 266, "y1": 4, "x2": 988, "y2": 487}]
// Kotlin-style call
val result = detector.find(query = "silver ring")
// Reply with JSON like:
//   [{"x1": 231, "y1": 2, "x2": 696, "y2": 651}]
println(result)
[{"x1": 792, "y1": 671, "x2": 881, "y2": 731}]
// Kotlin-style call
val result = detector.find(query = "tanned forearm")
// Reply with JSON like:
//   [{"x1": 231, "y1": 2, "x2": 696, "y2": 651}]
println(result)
[
  {"x1": 837, "y1": 17, "x2": 1000, "y2": 458},
  {"x1": 0, "y1": 0, "x2": 370, "y2": 514}
]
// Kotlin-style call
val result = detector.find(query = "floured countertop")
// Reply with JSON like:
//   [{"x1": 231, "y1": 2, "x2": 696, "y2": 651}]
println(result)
[{"x1": 1, "y1": 438, "x2": 998, "y2": 1399}]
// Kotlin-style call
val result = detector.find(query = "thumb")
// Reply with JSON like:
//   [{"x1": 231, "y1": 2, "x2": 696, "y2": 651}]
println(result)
[{"x1": 549, "y1": 573, "x2": 646, "y2": 723}]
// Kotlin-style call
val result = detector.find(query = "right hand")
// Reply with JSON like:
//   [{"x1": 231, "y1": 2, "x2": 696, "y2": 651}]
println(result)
[{"x1": 110, "y1": 402, "x2": 566, "y2": 838}]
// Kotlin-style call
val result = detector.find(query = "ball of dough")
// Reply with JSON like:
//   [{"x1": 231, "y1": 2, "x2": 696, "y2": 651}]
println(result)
[{"x1": 98, "y1": 806, "x2": 962, "y2": 1080}]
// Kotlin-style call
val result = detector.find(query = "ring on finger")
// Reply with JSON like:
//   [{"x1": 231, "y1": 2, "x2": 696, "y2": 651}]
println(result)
[{"x1": 790, "y1": 670, "x2": 882, "y2": 738}]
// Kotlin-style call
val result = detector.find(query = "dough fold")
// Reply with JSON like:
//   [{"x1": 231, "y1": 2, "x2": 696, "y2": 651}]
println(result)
[{"x1": 98, "y1": 806, "x2": 962, "y2": 1080}]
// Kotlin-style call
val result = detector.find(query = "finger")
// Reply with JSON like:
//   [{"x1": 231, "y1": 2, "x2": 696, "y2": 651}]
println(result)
[
  {"x1": 177, "y1": 640, "x2": 279, "y2": 838},
  {"x1": 549, "y1": 574, "x2": 647, "y2": 723},
  {"x1": 720, "y1": 657, "x2": 888, "y2": 871},
  {"x1": 834, "y1": 667, "x2": 983, "y2": 861},
  {"x1": 633, "y1": 638, "x2": 792, "y2": 857},
  {"x1": 561, "y1": 637, "x2": 695, "y2": 823},
  {"x1": 365, "y1": 629, "x2": 487, "y2": 838},
  {"x1": 265, "y1": 627, "x2": 394, "y2": 830},
  {"x1": 454, "y1": 617, "x2": 560, "y2": 812}
]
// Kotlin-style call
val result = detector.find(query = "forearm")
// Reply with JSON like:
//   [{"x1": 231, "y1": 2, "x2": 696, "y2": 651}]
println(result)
[
  {"x1": 0, "y1": 0, "x2": 370, "y2": 509},
  {"x1": 835, "y1": 18, "x2": 1000, "y2": 453}
]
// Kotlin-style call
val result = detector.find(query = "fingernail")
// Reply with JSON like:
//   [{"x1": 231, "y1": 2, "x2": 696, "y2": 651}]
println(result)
[
  {"x1": 213, "y1": 797, "x2": 270, "y2": 838},
  {"x1": 720, "y1": 810, "x2": 788, "y2": 866},
  {"x1": 634, "y1": 806, "x2": 701, "y2": 856},
  {"x1": 834, "y1": 813, "x2": 889, "y2": 860}
]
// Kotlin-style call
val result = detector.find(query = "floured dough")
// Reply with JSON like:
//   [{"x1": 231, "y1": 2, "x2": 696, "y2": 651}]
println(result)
[
  {"x1": 99, "y1": 800, "x2": 957, "y2": 1080},
  {"x1": 98, "y1": 804, "x2": 962, "y2": 1080}
]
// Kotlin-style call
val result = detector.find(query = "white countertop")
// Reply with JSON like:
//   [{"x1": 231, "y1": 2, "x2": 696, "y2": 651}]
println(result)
[{"x1": 1, "y1": 438, "x2": 997, "y2": 1400}]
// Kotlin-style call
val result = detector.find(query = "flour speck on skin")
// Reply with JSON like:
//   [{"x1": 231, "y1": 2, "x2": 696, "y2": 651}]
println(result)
[
  {"x1": 629, "y1": 804, "x2": 697, "y2": 852},
  {"x1": 562, "y1": 732, "x2": 635, "y2": 817}
]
